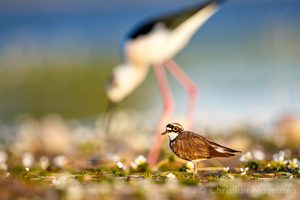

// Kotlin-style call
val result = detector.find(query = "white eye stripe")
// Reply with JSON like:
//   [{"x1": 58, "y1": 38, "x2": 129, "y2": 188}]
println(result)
[{"x1": 166, "y1": 127, "x2": 172, "y2": 131}]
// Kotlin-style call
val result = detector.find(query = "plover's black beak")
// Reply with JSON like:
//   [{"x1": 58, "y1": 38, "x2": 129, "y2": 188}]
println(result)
[
  {"x1": 161, "y1": 130, "x2": 169, "y2": 135},
  {"x1": 102, "y1": 99, "x2": 116, "y2": 134}
]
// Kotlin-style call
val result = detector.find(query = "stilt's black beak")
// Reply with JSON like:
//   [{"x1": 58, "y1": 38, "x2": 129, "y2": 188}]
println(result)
[
  {"x1": 102, "y1": 100, "x2": 116, "y2": 134},
  {"x1": 161, "y1": 130, "x2": 168, "y2": 135}
]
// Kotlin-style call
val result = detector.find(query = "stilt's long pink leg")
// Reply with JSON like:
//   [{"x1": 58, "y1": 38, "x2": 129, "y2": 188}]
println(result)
[
  {"x1": 147, "y1": 64, "x2": 174, "y2": 166},
  {"x1": 165, "y1": 59, "x2": 198, "y2": 129}
]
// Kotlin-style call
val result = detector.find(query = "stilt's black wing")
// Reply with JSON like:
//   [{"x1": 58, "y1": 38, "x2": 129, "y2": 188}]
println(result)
[{"x1": 127, "y1": 0, "x2": 226, "y2": 39}]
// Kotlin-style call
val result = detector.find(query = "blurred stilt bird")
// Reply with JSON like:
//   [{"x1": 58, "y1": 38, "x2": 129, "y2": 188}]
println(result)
[{"x1": 106, "y1": 0, "x2": 227, "y2": 166}]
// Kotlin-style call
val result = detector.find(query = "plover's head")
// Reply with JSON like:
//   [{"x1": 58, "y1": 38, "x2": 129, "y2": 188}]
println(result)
[
  {"x1": 106, "y1": 63, "x2": 149, "y2": 103},
  {"x1": 161, "y1": 123, "x2": 184, "y2": 140}
]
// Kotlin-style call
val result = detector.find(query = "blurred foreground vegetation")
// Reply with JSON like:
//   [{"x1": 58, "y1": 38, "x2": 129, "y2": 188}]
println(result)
[{"x1": 0, "y1": 113, "x2": 300, "y2": 199}]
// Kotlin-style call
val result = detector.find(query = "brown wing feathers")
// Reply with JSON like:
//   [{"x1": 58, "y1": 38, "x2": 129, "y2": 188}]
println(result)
[
  {"x1": 207, "y1": 147, "x2": 235, "y2": 158},
  {"x1": 171, "y1": 131, "x2": 240, "y2": 160},
  {"x1": 207, "y1": 140, "x2": 242, "y2": 153},
  {"x1": 171, "y1": 132, "x2": 210, "y2": 160}
]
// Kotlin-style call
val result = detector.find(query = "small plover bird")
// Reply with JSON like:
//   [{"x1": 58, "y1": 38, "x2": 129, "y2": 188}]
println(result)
[
  {"x1": 106, "y1": 0, "x2": 227, "y2": 166},
  {"x1": 161, "y1": 123, "x2": 241, "y2": 177}
]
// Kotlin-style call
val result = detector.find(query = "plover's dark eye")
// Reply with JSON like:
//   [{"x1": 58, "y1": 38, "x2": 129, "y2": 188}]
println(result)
[{"x1": 173, "y1": 126, "x2": 178, "y2": 131}]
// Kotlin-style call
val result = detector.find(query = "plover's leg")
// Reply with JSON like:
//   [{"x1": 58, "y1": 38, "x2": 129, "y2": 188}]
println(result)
[
  {"x1": 147, "y1": 64, "x2": 174, "y2": 166},
  {"x1": 192, "y1": 161, "x2": 198, "y2": 178},
  {"x1": 165, "y1": 59, "x2": 198, "y2": 129}
]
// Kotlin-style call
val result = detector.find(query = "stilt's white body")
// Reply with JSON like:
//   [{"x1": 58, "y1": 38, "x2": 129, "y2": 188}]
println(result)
[{"x1": 125, "y1": 4, "x2": 218, "y2": 67}]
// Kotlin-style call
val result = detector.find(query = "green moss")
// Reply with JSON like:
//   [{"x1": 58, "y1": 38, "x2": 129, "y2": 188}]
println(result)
[
  {"x1": 168, "y1": 154, "x2": 175, "y2": 163},
  {"x1": 178, "y1": 164, "x2": 189, "y2": 172},
  {"x1": 179, "y1": 178, "x2": 198, "y2": 186},
  {"x1": 131, "y1": 163, "x2": 150, "y2": 173},
  {"x1": 135, "y1": 171, "x2": 152, "y2": 178},
  {"x1": 244, "y1": 161, "x2": 260, "y2": 171},
  {"x1": 111, "y1": 168, "x2": 126, "y2": 177}
]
